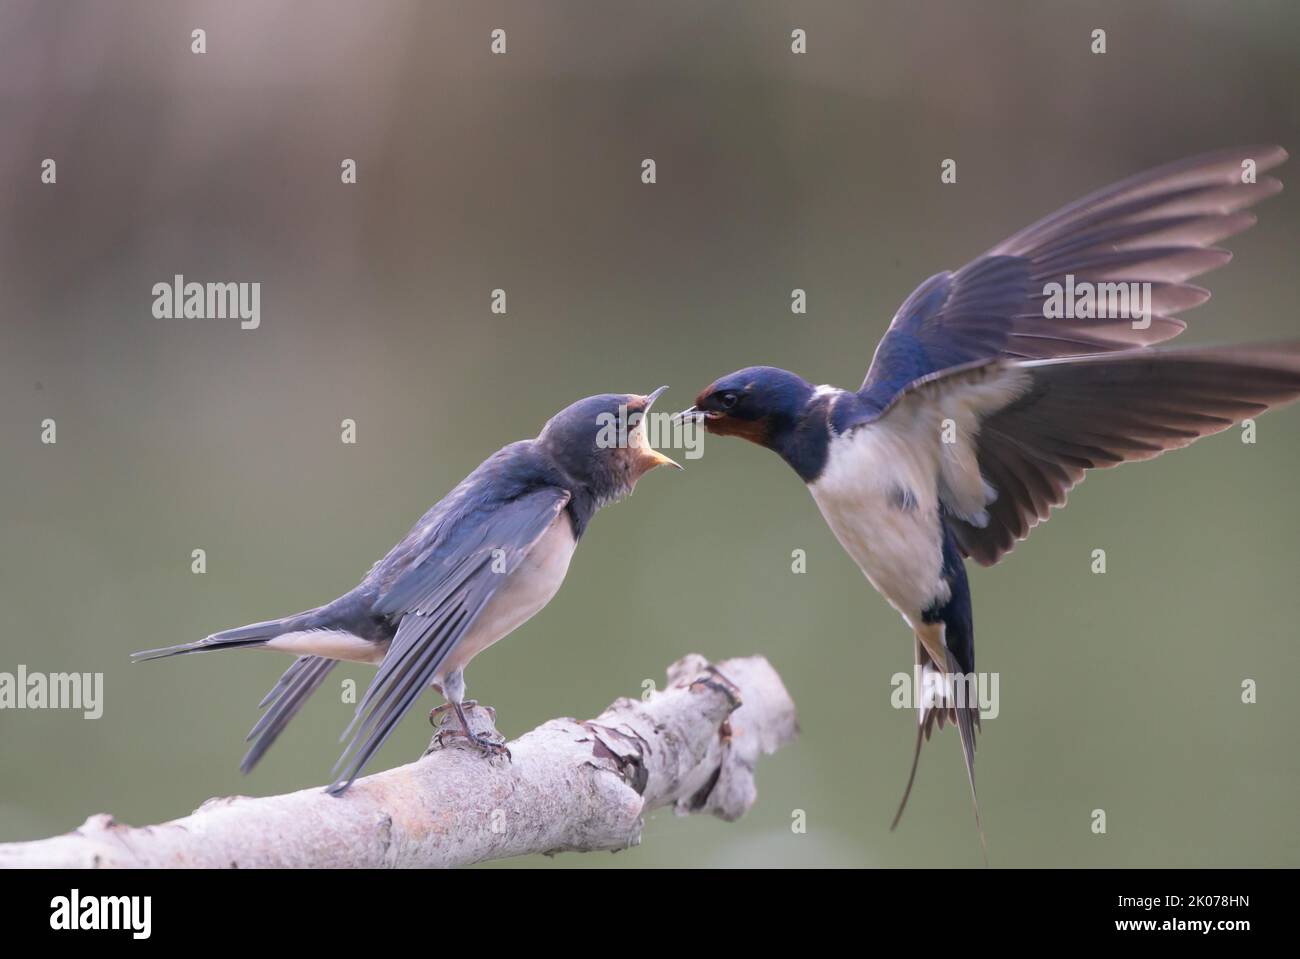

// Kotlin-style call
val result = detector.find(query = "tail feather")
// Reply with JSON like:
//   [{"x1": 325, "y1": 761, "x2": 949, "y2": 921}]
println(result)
[
  {"x1": 947, "y1": 649, "x2": 987, "y2": 864},
  {"x1": 240, "y1": 655, "x2": 337, "y2": 773},
  {"x1": 130, "y1": 617, "x2": 289, "y2": 662},
  {"x1": 890, "y1": 701, "x2": 936, "y2": 831},
  {"x1": 891, "y1": 635, "x2": 937, "y2": 831},
  {"x1": 131, "y1": 611, "x2": 340, "y2": 773},
  {"x1": 893, "y1": 627, "x2": 988, "y2": 862}
]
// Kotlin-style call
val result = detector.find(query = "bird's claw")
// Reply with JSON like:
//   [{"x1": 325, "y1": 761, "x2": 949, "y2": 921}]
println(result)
[
  {"x1": 467, "y1": 733, "x2": 512, "y2": 762},
  {"x1": 430, "y1": 727, "x2": 511, "y2": 762},
  {"x1": 426, "y1": 700, "x2": 510, "y2": 762},
  {"x1": 428, "y1": 699, "x2": 480, "y2": 726}
]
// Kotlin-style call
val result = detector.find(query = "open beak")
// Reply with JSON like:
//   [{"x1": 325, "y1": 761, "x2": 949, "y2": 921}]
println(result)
[
  {"x1": 643, "y1": 385, "x2": 670, "y2": 411},
  {"x1": 635, "y1": 386, "x2": 683, "y2": 471},
  {"x1": 642, "y1": 447, "x2": 683, "y2": 471},
  {"x1": 671, "y1": 405, "x2": 707, "y2": 426}
]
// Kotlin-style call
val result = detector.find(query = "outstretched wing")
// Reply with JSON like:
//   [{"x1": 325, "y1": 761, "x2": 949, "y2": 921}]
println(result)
[
  {"x1": 865, "y1": 344, "x2": 1300, "y2": 567},
  {"x1": 328, "y1": 486, "x2": 571, "y2": 792},
  {"x1": 860, "y1": 146, "x2": 1287, "y2": 411}
]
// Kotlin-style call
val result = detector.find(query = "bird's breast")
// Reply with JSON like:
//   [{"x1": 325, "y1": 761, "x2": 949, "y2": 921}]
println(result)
[
  {"x1": 437, "y1": 513, "x2": 578, "y2": 677},
  {"x1": 808, "y1": 425, "x2": 949, "y2": 619}
]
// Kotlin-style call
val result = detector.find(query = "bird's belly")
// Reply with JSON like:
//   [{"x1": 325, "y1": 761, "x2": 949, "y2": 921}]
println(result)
[
  {"x1": 809, "y1": 428, "x2": 946, "y2": 619},
  {"x1": 265, "y1": 629, "x2": 388, "y2": 664},
  {"x1": 437, "y1": 514, "x2": 577, "y2": 678}
]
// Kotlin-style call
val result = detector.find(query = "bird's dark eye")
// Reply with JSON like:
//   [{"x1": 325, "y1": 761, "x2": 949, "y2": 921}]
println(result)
[{"x1": 719, "y1": 391, "x2": 739, "y2": 410}]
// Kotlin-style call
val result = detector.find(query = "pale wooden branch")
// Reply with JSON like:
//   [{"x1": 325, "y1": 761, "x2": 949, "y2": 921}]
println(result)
[{"x1": 0, "y1": 654, "x2": 797, "y2": 868}]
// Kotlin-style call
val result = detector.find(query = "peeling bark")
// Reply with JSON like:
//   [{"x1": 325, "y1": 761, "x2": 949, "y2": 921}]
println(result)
[{"x1": 0, "y1": 654, "x2": 797, "y2": 868}]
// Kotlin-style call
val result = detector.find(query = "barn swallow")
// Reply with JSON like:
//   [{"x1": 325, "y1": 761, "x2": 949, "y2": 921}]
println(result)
[
  {"x1": 678, "y1": 146, "x2": 1300, "y2": 845},
  {"x1": 134, "y1": 389, "x2": 680, "y2": 793}
]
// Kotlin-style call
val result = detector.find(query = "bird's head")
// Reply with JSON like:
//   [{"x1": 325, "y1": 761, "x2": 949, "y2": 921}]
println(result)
[
  {"x1": 539, "y1": 387, "x2": 681, "y2": 505},
  {"x1": 677, "y1": 366, "x2": 814, "y2": 449}
]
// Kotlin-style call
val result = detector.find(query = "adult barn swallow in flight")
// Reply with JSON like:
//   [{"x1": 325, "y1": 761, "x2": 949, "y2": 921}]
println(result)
[
  {"x1": 679, "y1": 146, "x2": 1300, "y2": 837},
  {"x1": 134, "y1": 390, "x2": 679, "y2": 793}
]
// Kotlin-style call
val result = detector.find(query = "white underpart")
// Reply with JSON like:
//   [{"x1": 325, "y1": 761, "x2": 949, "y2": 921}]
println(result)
[
  {"x1": 811, "y1": 422, "x2": 948, "y2": 623},
  {"x1": 808, "y1": 363, "x2": 1031, "y2": 625},
  {"x1": 264, "y1": 515, "x2": 579, "y2": 688},
  {"x1": 434, "y1": 513, "x2": 577, "y2": 687},
  {"x1": 266, "y1": 629, "x2": 387, "y2": 665}
]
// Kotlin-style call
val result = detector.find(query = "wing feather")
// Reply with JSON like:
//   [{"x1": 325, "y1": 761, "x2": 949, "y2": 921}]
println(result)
[
  {"x1": 861, "y1": 146, "x2": 1287, "y2": 409},
  {"x1": 327, "y1": 486, "x2": 570, "y2": 792},
  {"x1": 240, "y1": 655, "x2": 338, "y2": 774},
  {"x1": 864, "y1": 344, "x2": 1300, "y2": 567}
]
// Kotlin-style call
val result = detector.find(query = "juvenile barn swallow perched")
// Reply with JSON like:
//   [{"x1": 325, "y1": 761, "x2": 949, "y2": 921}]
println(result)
[
  {"x1": 679, "y1": 146, "x2": 1300, "y2": 838},
  {"x1": 134, "y1": 389, "x2": 679, "y2": 793}
]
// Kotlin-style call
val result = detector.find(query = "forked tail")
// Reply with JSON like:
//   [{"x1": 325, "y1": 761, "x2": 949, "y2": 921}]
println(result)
[
  {"x1": 892, "y1": 535, "x2": 987, "y2": 861},
  {"x1": 130, "y1": 617, "x2": 293, "y2": 662},
  {"x1": 891, "y1": 645, "x2": 985, "y2": 860}
]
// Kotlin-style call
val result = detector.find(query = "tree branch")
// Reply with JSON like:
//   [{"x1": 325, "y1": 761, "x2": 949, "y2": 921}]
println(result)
[{"x1": 0, "y1": 654, "x2": 797, "y2": 868}]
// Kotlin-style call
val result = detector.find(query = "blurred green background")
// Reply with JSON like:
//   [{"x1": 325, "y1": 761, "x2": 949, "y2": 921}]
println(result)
[{"x1": 1, "y1": 0, "x2": 1298, "y2": 867}]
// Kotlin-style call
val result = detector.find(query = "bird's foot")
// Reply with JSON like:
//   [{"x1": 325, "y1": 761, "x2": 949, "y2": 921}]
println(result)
[
  {"x1": 426, "y1": 700, "x2": 510, "y2": 761},
  {"x1": 463, "y1": 731, "x2": 512, "y2": 761}
]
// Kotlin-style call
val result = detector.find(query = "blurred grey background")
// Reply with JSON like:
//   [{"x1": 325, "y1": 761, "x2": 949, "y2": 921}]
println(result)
[{"x1": 1, "y1": 0, "x2": 1298, "y2": 867}]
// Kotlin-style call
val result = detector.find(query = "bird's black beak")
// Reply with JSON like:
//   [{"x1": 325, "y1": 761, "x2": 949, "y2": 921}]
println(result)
[{"x1": 673, "y1": 404, "x2": 722, "y2": 435}]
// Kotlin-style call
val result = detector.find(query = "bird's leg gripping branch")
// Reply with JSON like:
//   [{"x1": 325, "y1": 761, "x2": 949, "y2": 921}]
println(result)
[{"x1": 0, "y1": 654, "x2": 797, "y2": 868}]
